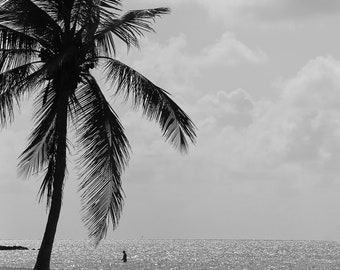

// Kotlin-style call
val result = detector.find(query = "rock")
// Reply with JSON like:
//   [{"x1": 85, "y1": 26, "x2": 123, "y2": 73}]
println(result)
[{"x1": 0, "y1": 245, "x2": 29, "y2": 250}]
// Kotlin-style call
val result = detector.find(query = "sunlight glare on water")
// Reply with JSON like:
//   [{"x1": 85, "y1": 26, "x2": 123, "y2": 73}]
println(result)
[{"x1": 1, "y1": 239, "x2": 340, "y2": 269}]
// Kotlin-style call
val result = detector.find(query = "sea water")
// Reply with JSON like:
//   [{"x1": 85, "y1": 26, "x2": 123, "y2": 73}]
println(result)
[{"x1": 1, "y1": 239, "x2": 340, "y2": 269}]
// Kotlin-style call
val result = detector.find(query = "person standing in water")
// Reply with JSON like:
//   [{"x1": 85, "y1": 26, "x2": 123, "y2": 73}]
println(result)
[{"x1": 122, "y1": 250, "x2": 127, "y2": 263}]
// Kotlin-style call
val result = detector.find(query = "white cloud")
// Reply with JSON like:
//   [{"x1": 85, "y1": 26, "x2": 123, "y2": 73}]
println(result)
[
  {"x1": 197, "y1": 88, "x2": 254, "y2": 130},
  {"x1": 119, "y1": 32, "x2": 266, "y2": 89},
  {"x1": 171, "y1": 0, "x2": 340, "y2": 26},
  {"x1": 116, "y1": 55, "x2": 340, "y2": 183},
  {"x1": 193, "y1": 56, "x2": 340, "y2": 178},
  {"x1": 201, "y1": 32, "x2": 266, "y2": 65}
]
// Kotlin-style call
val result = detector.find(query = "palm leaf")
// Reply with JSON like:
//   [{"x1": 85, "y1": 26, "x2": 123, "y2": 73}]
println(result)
[
  {"x1": 0, "y1": 48, "x2": 39, "y2": 73},
  {"x1": 93, "y1": 7, "x2": 170, "y2": 54},
  {"x1": 0, "y1": 0, "x2": 62, "y2": 44},
  {"x1": 103, "y1": 58, "x2": 196, "y2": 153},
  {"x1": 0, "y1": 61, "x2": 45, "y2": 127},
  {"x1": 17, "y1": 80, "x2": 63, "y2": 207},
  {"x1": 98, "y1": 0, "x2": 122, "y2": 20},
  {"x1": 18, "y1": 81, "x2": 57, "y2": 179},
  {"x1": 71, "y1": 0, "x2": 121, "y2": 35},
  {"x1": 73, "y1": 73, "x2": 130, "y2": 245},
  {"x1": 39, "y1": 153, "x2": 56, "y2": 207},
  {"x1": 0, "y1": 24, "x2": 52, "y2": 53}
]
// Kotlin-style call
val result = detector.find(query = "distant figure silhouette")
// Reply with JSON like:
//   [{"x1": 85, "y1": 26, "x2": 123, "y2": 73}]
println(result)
[{"x1": 122, "y1": 250, "x2": 127, "y2": 263}]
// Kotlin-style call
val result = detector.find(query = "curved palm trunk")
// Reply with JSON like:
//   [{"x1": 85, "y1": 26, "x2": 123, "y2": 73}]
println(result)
[{"x1": 34, "y1": 88, "x2": 69, "y2": 270}]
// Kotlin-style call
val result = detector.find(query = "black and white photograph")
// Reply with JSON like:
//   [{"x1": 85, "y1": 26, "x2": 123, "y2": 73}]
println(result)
[{"x1": 2, "y1": 0, "x2": 340, "y2": 269}]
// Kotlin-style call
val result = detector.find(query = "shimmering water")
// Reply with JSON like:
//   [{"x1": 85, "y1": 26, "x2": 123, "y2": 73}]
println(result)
[{"x1": 1, "y1": 239, "x2": 340, "y2": 269}]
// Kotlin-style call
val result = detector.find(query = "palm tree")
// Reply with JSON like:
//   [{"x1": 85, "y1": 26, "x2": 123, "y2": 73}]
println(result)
[{"x1": 0, "y1": 1, "x2": 196, "y2": 269}]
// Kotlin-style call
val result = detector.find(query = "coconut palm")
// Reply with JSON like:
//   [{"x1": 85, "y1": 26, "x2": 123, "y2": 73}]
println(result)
[{"x1": 0, "y1": 0, "x2": 196, "y2": 269}]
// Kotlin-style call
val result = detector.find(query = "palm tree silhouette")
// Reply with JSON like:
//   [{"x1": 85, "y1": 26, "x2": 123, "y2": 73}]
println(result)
[{"x1": 0, "y1": 1, "x2": 196, "y2": 269}]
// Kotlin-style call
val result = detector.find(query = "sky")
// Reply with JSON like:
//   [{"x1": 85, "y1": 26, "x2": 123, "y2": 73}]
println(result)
[{"x1": 3, "y1": 0, "x2": 340, "y2": 241}]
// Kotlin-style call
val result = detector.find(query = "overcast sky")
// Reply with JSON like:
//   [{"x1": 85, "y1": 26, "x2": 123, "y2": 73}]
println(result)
[{"x1": 3, "y1": 0, "x2": 340, "y2": 241}]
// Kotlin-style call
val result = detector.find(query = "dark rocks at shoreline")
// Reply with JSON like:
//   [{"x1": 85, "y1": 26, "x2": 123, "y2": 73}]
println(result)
[{"x1": 0, "y1": 245, "x2": 29, "y2": 250}]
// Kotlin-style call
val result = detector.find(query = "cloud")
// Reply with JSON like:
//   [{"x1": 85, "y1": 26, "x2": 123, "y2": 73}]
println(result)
[
  {"x1": 277, "y1": 57, "x2": 340, "y2": 170},
  {"x1": 176, "y1": 0, "x2": 340, "y2": 26},
  {"x1": 252, "y1": 0, "x2": 340, "y2": 21},
  {"x1": 193, "y1": 56, "x2": 340, "y2": 179},
  {"x1": 197, "y1": 88, "x2": 254, "y2": 130},
  {"x1": 118, "y1": 32, "x2": 266, "y2": 89},
  {"x1": 116, "y1": 55, "x2": 340, "y2": 184},
  {"x1": 201, "y1": 32, "x2": 266, "y2": 65}
]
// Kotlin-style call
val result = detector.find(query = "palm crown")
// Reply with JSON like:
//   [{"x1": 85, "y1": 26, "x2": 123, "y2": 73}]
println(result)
[{"x1": 0, "y1": 0, "x2": 196, "y2": 248}]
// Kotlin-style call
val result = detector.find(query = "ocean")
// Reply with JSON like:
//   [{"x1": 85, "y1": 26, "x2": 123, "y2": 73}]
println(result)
[{"x1": 1, "y1": 239, "x2": 340, "y2": 269}]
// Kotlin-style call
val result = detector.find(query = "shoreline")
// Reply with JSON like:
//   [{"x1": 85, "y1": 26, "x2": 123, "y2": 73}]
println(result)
[{"x1": 0, "y1": 268, "x2": 31, "y2": 270}]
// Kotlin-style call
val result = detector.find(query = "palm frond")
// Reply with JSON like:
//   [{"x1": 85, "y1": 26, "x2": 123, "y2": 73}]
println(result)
[
  {"x1": 0, "y1": 26, "x2": 40, "y2": 76},
  {"x1": 0, "y1": 25, "x2": 52, "y2": 57},
  {"x1": 0, "y1": 26, "x2": 36, "y2": 49},
  {"x1": 103, "y1": 58, "x2": 196, "y2": 153},
  {"x1": 98, "y1": 0, "x2": 122, "y2": 20},
  {"x1": 18, "y1": 81, "x2": 57, "y2": 179},
  {"x1": 18, "y1": 80, "x2": 62, "y2": 206},
  {"x1": 73, "y1": 73, "x2": 130, "y2": 245},
  {"x1": 0, "y1": 48, "x2": 39, "y2": 73},
  {"x1": 93, "y1": 7, "x2": 170, "y2": 54},
  {"x1": 39, "y1": 155, "x2": 56, "y2": 207},
  {"x1": 0, "y1": 64, "x2": 34, "y2": 125},
  {"x1": 0, "y1": 0, "x2": 62, "y2": 46},
  {"x1": 0, "y1": 61, "x2": 45, "y2": 127},
  {"x1": 27, "y1": 1, "x2": 65, "y2": 32},
  {"x1": 71, "y1": 0, "x2": 121, "y2": 35}
]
